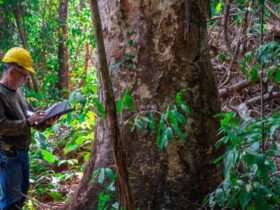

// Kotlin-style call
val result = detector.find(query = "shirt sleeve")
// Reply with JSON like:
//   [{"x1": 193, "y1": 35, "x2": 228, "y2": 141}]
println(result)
[
  {"x1": 0, "y1": 99, "x2": 29, "y2": 136},
  {"x1": 33, "y1": 123, "x2": 50, "y2": 131}
]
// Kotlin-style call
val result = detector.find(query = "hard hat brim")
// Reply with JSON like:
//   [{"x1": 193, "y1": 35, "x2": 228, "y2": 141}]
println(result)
[
  {"x1": 24, "y1": 66, "x2": 36, "y2": 74},
  {"x1": 2, "y1": 58, "x2": 35, "y2": 74}
]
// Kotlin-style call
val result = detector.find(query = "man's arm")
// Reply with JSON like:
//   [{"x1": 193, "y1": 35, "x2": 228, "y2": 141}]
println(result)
[
  {"x1": 18, "y1": 90, "x2": 50, "y2": 132},
  {"x1": 0, "y1": 99, "x2": 29, "y2": 136},
  {"x1": 33, "y1": 116, "x2": 60, "y2": 131}
]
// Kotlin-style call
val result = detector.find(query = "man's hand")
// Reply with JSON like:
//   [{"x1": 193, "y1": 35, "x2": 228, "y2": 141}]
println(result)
[
  {"x1": 45, "y1": 116, "x2": 60, "y2": 126},
  {"x1": 27, "y1": 111, "x2": 46, "y2": 126}
]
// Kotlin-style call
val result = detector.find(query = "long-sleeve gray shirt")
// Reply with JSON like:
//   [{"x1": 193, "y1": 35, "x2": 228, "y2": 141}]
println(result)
[{"x1": 0, "y1": 83, "x2": 31, "y2": 149}]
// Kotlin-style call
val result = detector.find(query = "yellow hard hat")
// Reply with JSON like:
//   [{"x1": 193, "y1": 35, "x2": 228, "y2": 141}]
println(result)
[{"x1": 2, "y1": 47, "x2": 35, "y2": 74}]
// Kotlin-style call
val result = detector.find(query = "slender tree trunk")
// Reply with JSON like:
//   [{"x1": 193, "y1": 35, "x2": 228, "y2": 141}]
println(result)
[
  {"x1": 68, "y1": 0, "x2": 222, "y2": 209},
  {"x1": 79, "y1": 42, "x2": 92, "y2": 87},
  {"x1": 84, "y1": 42, "x2": 90, "y2": 73},
  {"x1": 58, "y1": 0, "x2": 70, "y2": 97},
  {"x1": 14, "y1": 2, "x2": 39, "y2": 92},
  {"x1": 79, "y1": 0, "x2": 86, "y2": 12},
  {"x1": 14, "y1": 4, "x2": 28, "y2": 49}
]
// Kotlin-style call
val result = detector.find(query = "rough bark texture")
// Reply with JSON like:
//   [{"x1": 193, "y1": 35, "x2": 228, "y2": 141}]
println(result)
[
  {"x1": 14, "y1": 4, "x2": 28, "y2": 49},
  {"x1": 69, "y1": 0, "x2": 221, "y2": 209},
  {"x1": 14, "y1": 2, "x2": 39, "y2": 92},
  {"x1": 58, "y1": 0, "x2": 70, "y2": 97}
]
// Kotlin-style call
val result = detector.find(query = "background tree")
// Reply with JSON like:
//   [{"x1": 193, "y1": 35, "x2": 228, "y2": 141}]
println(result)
[
  {"x1": 13, "y1": 1, "x2": 28, "y2": 49},
  {"x1": 58, "y1": 0, "x2": 70, "y2": 97}
]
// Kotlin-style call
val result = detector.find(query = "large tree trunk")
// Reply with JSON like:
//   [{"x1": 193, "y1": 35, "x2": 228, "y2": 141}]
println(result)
[
  {"x1": 58, "y1": 0, "x2": 70, "y2": 97},
  {"x1": 68, "y1": 0, "x2": 221, "y2": 209}
]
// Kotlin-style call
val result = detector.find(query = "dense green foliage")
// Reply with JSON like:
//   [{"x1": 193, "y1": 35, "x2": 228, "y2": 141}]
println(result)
[
  {"x1": 0, "y1": 0, "x2": 96, "y2": 208},
  {"x1": 208, "y1": 1, "x2": 280, "y2": 210},
  {"x1": 209, "y1": 113, "x2": 280, "y2": 210}
]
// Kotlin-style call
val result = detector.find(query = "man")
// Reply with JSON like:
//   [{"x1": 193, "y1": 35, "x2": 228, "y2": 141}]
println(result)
[{"x1": 0, "y1": 47, "x2": 57, "y2": 210}]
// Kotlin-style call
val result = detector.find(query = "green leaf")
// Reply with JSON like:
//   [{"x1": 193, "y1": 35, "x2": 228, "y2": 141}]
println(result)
[
  {"x1": 215, "y1": 2, "x2": 223, "y2": 13},
  {"x1": 75, "y1": 136, "x2": 86, "y2": 146},
  {"x1": 214, "y1": 188, "x2": 226, "y2": 206},
  {"x1": 175, "y1": 92, "x2": 190, "y2": 113},
  {"x1": 158, "y1": 127, "x2": 173, "y2": 150},
  {"x1": 122, "y1": 90, "x2": 134, "y2": 111},
  {"x1": 98, "y1": 168, "x2": 105, "y2": 184},
  {"x1": 180, "y1": 104, "x2": 191, "y2": 114},
  {"x1": 171, "y1": 108, "x2": 187, "y2": 124},
  {"x1": 116, "y1": 99, "x2": 123, "y2": 113},
  {"x1": 156, "y1": 116, "x2": 166, "y2": 150},
  {"x1": 112, "y1": 202, "x2": 119, "y2": 210},
  {"x1": 147, "y1": 113, "x2": 156, "y2": 132},
  {"x1": 106, "y1": 181, "x2": 116, "y2": 192},
  {"x1": 41, "y1": 149, "x2": 57, "y2": 164},
  {"x1": 93, "y1": 98, "x2": 105, "y2": 118},
  {"x1": 134, "y1": 116, "x2": 146, "y2": 130},
  {"x1": 220, "y1": 112, "x2": 239, "y2": 129},
  {"x1": 176, "y1": 92, "x2": 184, "y2": 106},
  {"x1": 117, "y1": 90, "x2": 134, "y2": 113},
  {"x1": 255, "y1": 192, "x2": 272, "y2": 210},
  {"x1": 156, "y1": 114, "x2": 173, "y2": 150},
  {"x1": 97, "y1": 192, "x2": 111, "y2": 210},
  {"x1": 274, "y1": 69, "x2": 280, "y2": 84},
  {"x1": 48, "y1": 191, "x2": 63, "y2": 201},
  {"x1": 167, "y1": 109, "x2": 187, "y2": 141},
  {"x1": 244, "y1": 152, "x2": 257, "y2": 166},
  {"x1": 239, "y1": 189, "x2": 252, "y2": 210},
  {"x1": 258, "y1": 0, "x2": 265, "y2": 5},
  {"x1": 249, "y1": 65, "x2": 259, "y2": 83},
  {"x1": 256, "y1": 42, "x2": 280, "y2": 66},
  {"x1": 64, "y1": 143, "x2": 79, "y2": 155},
  {"x1": 105, "y1": 168, "x2": 116, "y2": 182},
  {"x1": 172, "y1": 123, "x2": 187, "y2": 141},
  {"x1": 224, "y1": 149, "x2": 237, "y2": 178}
]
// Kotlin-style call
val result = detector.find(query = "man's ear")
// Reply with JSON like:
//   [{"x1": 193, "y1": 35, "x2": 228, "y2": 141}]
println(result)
[
  {"x1": 7, "y1": 68, "x2": 14, "y2": 77},
  {"x1": 8, "y1": 65, "x2": 17, "y2": 76}
]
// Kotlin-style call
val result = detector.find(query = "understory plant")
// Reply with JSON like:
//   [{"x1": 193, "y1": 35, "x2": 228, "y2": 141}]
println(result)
[{"x1": 209, "y1": 112, "x2": 280, "y2": 210}]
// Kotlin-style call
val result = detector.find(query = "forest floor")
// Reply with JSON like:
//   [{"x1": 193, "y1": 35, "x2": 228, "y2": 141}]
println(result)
[{"x1": 209, "y1": 18, "x2": 280, "y2": 117}]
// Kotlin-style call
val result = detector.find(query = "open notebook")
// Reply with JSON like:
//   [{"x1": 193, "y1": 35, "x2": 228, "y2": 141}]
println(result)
[{"x1": 27, "y1": 101, "x2": 73, "y2": 125}]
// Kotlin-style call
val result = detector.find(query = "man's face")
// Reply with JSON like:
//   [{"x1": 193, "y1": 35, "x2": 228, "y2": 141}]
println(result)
[{"x1": 8, "y1": 65, "x2": 31, "y2": 87}]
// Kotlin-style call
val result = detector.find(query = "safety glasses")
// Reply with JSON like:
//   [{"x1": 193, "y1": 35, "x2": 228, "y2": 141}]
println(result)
[{"x1": 13, "y1": 64, "x2": 31, "y2": 79}]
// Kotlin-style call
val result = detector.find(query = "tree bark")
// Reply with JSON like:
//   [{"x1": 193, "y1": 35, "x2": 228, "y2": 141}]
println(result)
[
  {"x1": 13, "y1": 2, "x2": 39, "y2": 92},
  {"x1": 58, "y1": 0, "x2": 70, "y2": 97},
  {"x1": 14, "y1": 4, "x2": 28, "y2": 49},
  {"x1": 68, "y1": 0, "x2": 222, "y2": 209}
]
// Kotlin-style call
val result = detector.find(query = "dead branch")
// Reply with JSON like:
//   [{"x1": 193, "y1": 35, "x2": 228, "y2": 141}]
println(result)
[
  {"x1": 246, "y1": 92, "x2": 280, "y2": 107},
  {"x1": 223, "y1": 0, "x2": 233, "y2": 55},
  {"x1": 219, "y1": 79, "x2": 253, "y2": 97},
  {"x1": 232, "y1": 91, "x2": 280, "y2": 120},
  {"x1": 219, "y1": 2, "x2": 251, "y2": 88},
  {"x1": 265, "y1": 1, "x2": 280, "y2": 21},
  {"x1": 209, "y1": 11, "x2": 246, "y2": 21}
]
